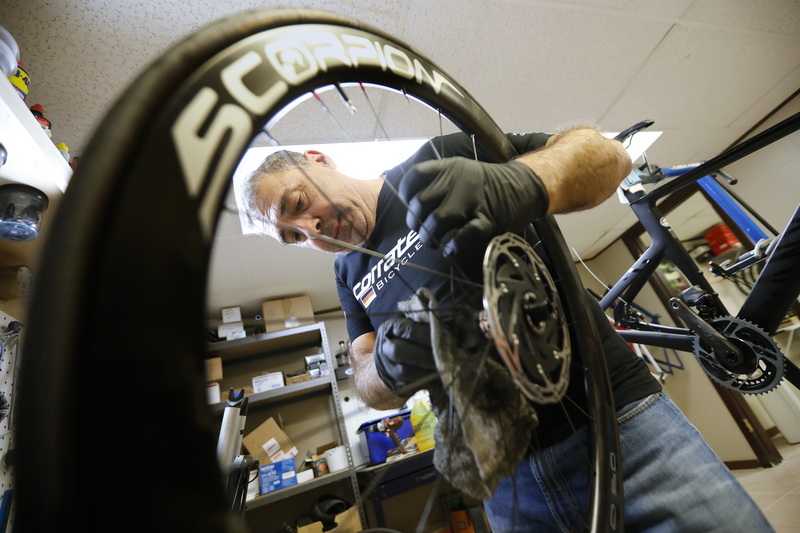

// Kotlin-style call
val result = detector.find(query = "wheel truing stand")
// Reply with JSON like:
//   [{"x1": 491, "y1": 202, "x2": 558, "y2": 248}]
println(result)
[{"x1": 216, "y1": 389, "x2": 257, "y2": 515}]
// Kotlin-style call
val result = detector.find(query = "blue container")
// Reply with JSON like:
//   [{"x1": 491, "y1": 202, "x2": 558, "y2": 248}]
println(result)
[{"x1": 356, "y1": 409, "x2": 414, "y2": 465}]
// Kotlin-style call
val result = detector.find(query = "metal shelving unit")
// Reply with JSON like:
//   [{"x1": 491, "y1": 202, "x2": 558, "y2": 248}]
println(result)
[
  {"x1": 207, "y1": 321, "x2": 365, "y2": 529},
  {"x1": 207, "y1": 376, "x2": 334, "y2": 414},
  {"x1": 246, "y1": 469, "x2": 352, "y2": 510}
]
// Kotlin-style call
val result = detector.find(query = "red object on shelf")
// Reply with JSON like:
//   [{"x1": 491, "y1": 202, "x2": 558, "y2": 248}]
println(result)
[
  {"x1": 29, "y1": 103, "x2": 52, "y2": 135},
  {"x1": 704, "y1": 224, "x2": 739, "y2": 256}
]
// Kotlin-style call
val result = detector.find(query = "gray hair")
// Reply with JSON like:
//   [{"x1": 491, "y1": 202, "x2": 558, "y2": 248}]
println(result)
[{"x1": 240, "y1": 150, "x2": 311, "y2": 230}]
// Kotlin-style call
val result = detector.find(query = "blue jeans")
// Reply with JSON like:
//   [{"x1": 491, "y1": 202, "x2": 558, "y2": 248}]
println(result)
[{"x1": 484, "y1": 392, "x2": 773, "y2": 532}]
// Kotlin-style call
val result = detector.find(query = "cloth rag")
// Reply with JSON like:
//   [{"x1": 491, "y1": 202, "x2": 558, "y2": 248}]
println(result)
[{"x1": 398, "y1": 288, "x2": 537, "y2": 500}]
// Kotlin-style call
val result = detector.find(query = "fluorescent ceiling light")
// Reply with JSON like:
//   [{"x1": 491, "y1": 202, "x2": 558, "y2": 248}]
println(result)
[{"x1": 232, "y1": 131, "x2": 662, "y2": 234}]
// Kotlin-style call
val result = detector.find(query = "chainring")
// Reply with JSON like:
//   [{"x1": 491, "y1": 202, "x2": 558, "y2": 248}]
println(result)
[
  {"x1": 482, "y1": 233, "x2": 571, "y2": 404},
  {"x1": 693, "y1": 316, "x2": 784, "y2": 394}
]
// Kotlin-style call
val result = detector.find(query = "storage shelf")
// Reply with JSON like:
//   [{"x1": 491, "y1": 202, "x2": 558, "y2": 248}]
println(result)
[
  {"x1": 207, "y1": 323, "x2": 324, "y2": 361},
  {"x1": 207, "y1": 320, "x2": 364, "y2": 524},
  {"x1": 246, "y1": 469, "x2": 352, "y2": 510},
  {"x1": 209, "y1": 376, "x2": 333, "y2": 413},
  {"x1": 0, "y1": 78, "x2": 70, "y2": 198},
  {"x1": 0, "y1": 78, "x2": 71, "y2": 287}
]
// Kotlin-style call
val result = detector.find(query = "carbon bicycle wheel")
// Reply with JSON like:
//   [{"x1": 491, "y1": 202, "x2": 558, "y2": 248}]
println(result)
[{"x1": 16, "y1": 8, "x2": 621, "y2": 532}]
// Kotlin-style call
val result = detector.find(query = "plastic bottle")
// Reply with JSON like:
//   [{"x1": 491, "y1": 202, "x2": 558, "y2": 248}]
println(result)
[
  {"x1": 335, "y1": 340, "x2": 349, "y2": 367},
  {"x1": 410, "y1": 395, "x2": 437, "y2": 451},
  {"x1": 8, "y1": 61, "x2": 29, "y2": 101},
  {"x1": 29, "y1": 104, "x2": 51, "y2": 137},
  {"x1": 55, "y1": 142, "x2": 71, "y2": 163}
]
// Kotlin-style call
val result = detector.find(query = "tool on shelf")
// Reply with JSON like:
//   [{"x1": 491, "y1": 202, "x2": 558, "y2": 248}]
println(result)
[
  {"x1": 370, "y1": 416, "x2": 407, "y2": 461},
  {"x1": 216, "y1": 388, "x2": 257, "y2": 516}
]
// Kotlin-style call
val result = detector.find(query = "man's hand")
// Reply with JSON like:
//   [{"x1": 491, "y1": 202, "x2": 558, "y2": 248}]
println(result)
[
  {"x1": 399, "y1": 158, "x2": 549, "y2": 257},
  {"x1": 522, "y1": 127, "x2": 632, "y2": 213},
  {"x1": 373, "y1": 317, "x2": 438, "y2": 397}
]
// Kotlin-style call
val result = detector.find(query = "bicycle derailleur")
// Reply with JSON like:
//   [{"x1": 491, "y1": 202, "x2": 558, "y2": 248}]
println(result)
[
  {"x1": 671, "y1": 286, "x2": 784, "y2": 394},
  {"x1": 481, "y1": 233, "x2": 571, "y2": 405}
]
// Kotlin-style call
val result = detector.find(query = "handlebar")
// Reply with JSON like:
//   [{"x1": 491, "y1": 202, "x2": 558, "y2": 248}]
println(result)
[
  {"x1": 629, "y1": 111, "x2": 800, "y2": 203},
  {"x1": 614, "y1": 119, "x2": 654, "y2": 143},
  {"x1": 613, "y1": 118, "x2": 741, "y2": 189}
]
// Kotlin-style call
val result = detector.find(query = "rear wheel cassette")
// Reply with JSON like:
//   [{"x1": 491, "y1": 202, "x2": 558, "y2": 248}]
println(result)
[
  {"x1": 693, "y1": 316, "x2": 784, "y2": 394},
  {"x1": 482, "y1": 232, "x2": 571, "y2": 404}
]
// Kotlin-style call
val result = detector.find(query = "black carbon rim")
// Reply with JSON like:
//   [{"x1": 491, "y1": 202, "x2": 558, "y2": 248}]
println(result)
[{"x1": 17, "y1": 8, "x2": 620, "y2": 532}]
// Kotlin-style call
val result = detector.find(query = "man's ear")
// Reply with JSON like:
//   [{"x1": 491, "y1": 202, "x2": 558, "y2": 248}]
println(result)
[{"x1": 304, "y1": 150, "x2": 337, "y2": 169}]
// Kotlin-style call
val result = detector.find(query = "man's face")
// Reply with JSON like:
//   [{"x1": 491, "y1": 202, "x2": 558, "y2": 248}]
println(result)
[{"x1": 256, "y1": 155, "x2": 377, "y2": 253}]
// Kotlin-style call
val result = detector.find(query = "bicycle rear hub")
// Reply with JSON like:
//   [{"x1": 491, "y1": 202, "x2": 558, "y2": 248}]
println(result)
[{"x1": 482, "y1": 233, "x2": 571, "y2": 404}]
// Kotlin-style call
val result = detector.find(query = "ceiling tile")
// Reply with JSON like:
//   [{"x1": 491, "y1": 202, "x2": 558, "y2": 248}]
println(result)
[
  {"x1": 602, "y1": 23, "x2": 800, "y2": 132},
  {"x1": 403, "y1": 0, "x2": 674, "y2": 132},
  {"x1": 680, "y1": 0, "x2": 800, "y2": 35}
]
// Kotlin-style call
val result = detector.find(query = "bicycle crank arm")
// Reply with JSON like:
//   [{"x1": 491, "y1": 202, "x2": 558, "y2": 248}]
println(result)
[
  {"x1": 783, "y1": 358, "x2": 800, "y2": 392},
  {"x1": 669, "y1": 298, "x2": 746, "y2": 365}
]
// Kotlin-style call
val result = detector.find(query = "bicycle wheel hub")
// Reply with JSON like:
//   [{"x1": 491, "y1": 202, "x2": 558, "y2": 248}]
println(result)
[{"x1": 482, "y1": 233, "x2": 571, "y2": 404}]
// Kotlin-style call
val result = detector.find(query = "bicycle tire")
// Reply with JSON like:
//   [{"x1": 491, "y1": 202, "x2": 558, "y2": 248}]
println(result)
[{"x1": 16, "y1": 8, "x2": 621, "y2": 532}]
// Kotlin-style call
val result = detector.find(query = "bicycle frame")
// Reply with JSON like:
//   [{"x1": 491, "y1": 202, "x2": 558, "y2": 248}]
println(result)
[
  {"x1": 599, "y1": 111, "x2": 800, "y2": 388},
  {"x1": 598, "y1": 185, "x2": 712, "y2": 352}
]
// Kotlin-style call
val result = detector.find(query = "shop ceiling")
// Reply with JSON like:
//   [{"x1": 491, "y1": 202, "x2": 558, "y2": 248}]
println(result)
[{"x1": 5, "y1": 0, "x2": 800, "y2": 315}]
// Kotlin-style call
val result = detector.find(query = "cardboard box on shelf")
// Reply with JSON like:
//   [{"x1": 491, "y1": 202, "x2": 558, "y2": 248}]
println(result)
[
  {"x1": 221, "y1": 306, "x2": 242, "y2": 324},
  {"x1": 243, "y1": 417, "x2": 298, "y2": 466},
  {"x1": 286, "y1": 372, "x2": 311, "y2": 385},
  {"x1": 262, "y1": 296, "x2": 314, "y2": 333},
  {"x1": 204, "y1": 357, "x2": 223, "y2": 382},
  {"x1": 259, "y1": 457, "x2": 297, "y2": 495},
  {"x1": 252, "y1": 371, "x2": 284, "y2": 393}
]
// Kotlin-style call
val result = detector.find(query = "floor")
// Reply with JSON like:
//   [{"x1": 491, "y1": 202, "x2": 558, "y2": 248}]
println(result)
[{"x1": 733, "y1": 435, "x2": 800, "y2": 532}]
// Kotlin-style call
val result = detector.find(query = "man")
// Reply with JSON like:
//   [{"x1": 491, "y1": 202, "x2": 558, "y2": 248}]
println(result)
[{"x1": 242, "y1": 127, "x2": 772, "y2": 532}]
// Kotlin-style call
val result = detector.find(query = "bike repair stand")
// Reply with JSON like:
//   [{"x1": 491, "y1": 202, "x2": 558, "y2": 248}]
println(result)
[{"x1": 217, "y1": 388, "x2": 257, "y2": 516}]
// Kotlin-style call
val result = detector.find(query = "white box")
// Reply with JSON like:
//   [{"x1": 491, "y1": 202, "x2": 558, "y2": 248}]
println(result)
[
  {"x1": 296, "y1": 469, "x2": 314, "y2": 484},
  {"x1": 221, "y1": 306, "x2": 242, "y2": 323},
  {"x1": 218, "y1": 321, "x2": 244, "y2": 339},
  {"x1": 252, "y1": 372, "x2": 284, "y2": 393},
  {"x1": 246, "y1": 468, "x2": 260, "y2": 500}
]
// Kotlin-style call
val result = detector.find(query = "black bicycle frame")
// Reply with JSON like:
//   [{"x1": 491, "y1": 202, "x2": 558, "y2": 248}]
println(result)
[
  {"x1": 599, "y1": 110, "x2": 800, "y2": 387},
  {"x1": 598, "y1": 187, "x2": 706, "y2": 353},
  {"x1": 738, "y1": 202, "x2": 800, "y2": 335}
]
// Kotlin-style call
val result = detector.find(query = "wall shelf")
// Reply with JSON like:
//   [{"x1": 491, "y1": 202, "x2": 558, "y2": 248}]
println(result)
[
  {"x1": 0, "y1": 78, "x2": 70, "y2": 199},
  {"x1": 246, "y1": 469, "x2": 352, "y2": 510},
  {"x1": 209, "y1": 376, "x2": 333, "y2": 413},
  {"x1": 207, "y1": 322, "x2": 324, "y2": 360},
  {"x1": 0, "y1": 78, "x2": 72, "y2": 316},
  {"x1": 207, "y1": 322, "x2": 365, "y2": 530}
]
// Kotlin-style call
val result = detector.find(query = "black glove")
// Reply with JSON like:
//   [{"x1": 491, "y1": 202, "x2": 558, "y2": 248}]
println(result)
[
  {"x1": 399, "y1": 157, "x2": 550, "y2": 257},
  {"x1": 373, "y1": 318, "x2": 437, "y2": 397}
]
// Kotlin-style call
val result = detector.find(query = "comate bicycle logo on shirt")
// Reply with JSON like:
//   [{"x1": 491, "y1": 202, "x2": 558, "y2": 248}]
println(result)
[{"x1": 352, "y1": 229, "x2": 424, "y2": 308}]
